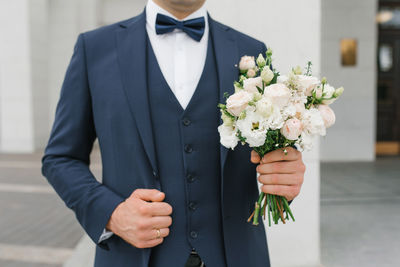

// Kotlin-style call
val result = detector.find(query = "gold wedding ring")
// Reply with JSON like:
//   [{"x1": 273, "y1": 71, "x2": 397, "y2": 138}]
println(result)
[{"x1": 156, "y1": 229, "x2": 161, "y2": 239}]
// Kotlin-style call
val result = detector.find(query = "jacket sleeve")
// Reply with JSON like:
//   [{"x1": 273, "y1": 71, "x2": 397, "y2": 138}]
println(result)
[{"x1": 41, "y1": 33, "x2": 124, "y2": 250}]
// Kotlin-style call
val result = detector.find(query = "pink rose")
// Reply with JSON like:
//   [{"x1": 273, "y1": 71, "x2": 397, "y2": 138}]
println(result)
[
  {"x1": 297, "y1": 75, "x2": 320, "y2": 96},
  {"x1": 281, "y1": 118, "x2": 303, "y2": 140},
  {"x1": 243, "y1": 77, "x2": 263, "y2": 94},
  {"x1": 318, "y1": 105, "x2": 336, "y2": 128},
  {"x1": 247, "y1": 68, "x2": 256, "y2": 78},
  {"x1": 264, "y1": 83, "x2": 291, "y2": 108},
  {"x1": 226, "y1": 90, "x2": 253, "y2": 117},
  {"x1": 239, "y1": 56, "x2": 256, "y2": 71}
]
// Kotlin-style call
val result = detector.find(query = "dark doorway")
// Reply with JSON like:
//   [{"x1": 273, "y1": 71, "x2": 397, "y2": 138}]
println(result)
[{"x1": 376, "y1": 0, "x2": 400, "y2": 155}]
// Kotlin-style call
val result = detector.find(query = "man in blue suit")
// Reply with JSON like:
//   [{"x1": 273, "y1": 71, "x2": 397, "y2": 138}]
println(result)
[{"x1": 42, "y1": 0, "x2": 306, "y2": 266}]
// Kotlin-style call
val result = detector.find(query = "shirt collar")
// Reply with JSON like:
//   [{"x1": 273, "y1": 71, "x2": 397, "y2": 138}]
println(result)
[{"x1": 146, "y1": 0, "x2": 208, "y2": 34}]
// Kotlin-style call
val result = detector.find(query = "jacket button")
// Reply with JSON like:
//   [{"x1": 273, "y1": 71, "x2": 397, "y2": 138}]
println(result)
[
  {"x1": 188, "y1": 202, "x2": 197, "y2": 211},
  {"x1": 186, "y1": 174, "x2": 196, "y2": 183},
  {"x1": 152, "y1": 170, "x2": 158, "y2": 178},
  {"x1": 182, "y1": 118, "x2": 191, "y2": 126},
  {"x1": 184, "y1": 144, "x2": 193, "y2": 153},
  {"x1": 190, "y1": 231, "x2": 198, "y2": 239}
]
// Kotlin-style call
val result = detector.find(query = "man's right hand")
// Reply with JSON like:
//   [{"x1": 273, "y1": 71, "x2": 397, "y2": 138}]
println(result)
[{"x1": 106, "y1": 189, "x2": 173, "y2": 248}]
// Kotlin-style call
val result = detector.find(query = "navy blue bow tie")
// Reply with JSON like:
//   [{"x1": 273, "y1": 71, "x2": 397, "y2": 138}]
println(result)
[{"x1": 155, "y1": 13, "x2": 205, "y2": 42}]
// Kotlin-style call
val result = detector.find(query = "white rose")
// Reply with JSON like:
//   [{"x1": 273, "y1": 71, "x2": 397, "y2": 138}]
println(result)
[
  {"x1": 297, "y1": 75, "x2": 320, "y2": 96},
  {"x1": 294, "y1": 102, "x2": 306, "y2": 119},
  {"x1": 260, "y1": 67, "x2": 274, "y2": 84},
  {"x1": 318, "y1": 104, "x2": 336, "y2": 128},
  {"x1": 218, "y1": 125, "x2": 239, "y2": 149},
  {"x1": 321, "y1": 84, "x2": 336, "y2": 104},
  {"x1": 243, "y1": 77, "x2": 263, "y2": 94},
  {"x1": 315, "y1": 87, "x2": 323, "y2": 99},
  {"x1": 281, "y1": 118, "x2": 303, "y2": 140},
  {"x1": 239, "y1": 55, "x2": 256, "y2": 71},
  {"x1": 277, "y1": 75, "x2": 288, "y2": 84},
  {"x1": 226, "y1": 90, "x2": 253, "y2": 117},
  {"x1": 302, "y1": 108, "x2": 326, "y2": 136},
  {"x1": 263, "y1": 83, "x2": 291, "y2": 109},
  {"x1": 282, "y1": 105, "x2": 297, "y2": 118}
]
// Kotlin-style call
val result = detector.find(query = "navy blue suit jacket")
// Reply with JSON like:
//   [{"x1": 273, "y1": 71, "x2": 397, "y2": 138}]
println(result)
[{"x1": 42, "y1": 11, "x2": 270, "y2": 267}]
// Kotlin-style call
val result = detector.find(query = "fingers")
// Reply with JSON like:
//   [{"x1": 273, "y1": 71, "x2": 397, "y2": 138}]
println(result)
[
  {"x1": 153, "y1": 228, "x2": 170, "y2": 239},
  {"x1": 250, "y1": 150, "x2": 261, "y2": 164},
  {"x1": 261, "y1": 184, "x2": 300, "y2": 201},
  {"x1": 261, "y1": 147, "x2": 301, "y2": 164},
  {"x1": 258, "y1": 173, "x2": 304, "y2": 186},
  {"x1": 131, "y1": 189, "x2": 165, "y2": 202},
  {"x1": 140, "y1": 202, "x2": 173, "y2": 217},
  {"x1": 149, "y1": 216, "x2": 173, "y2": 229},
  {"x1": 256, "y1": 160, "x2": 304, "y2": 174}
]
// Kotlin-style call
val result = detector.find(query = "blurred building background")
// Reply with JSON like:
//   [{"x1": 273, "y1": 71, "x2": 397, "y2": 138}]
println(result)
[{"x1": 0, "y1": 0, "x2": 399, "y2": 267}]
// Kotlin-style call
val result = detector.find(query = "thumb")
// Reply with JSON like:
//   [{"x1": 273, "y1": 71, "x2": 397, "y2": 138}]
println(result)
[
  {"x1": 131, "y1": 189, "x2": 165, "y2": 202},
  {"x1": 250, "y1": 150, "x2": 261, "y2": 164}
]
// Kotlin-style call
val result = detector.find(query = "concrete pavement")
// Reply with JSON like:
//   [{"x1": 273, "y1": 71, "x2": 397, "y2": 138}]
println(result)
[{"x1": 1, "y1": 151, "x2": 399, "y2": 266}]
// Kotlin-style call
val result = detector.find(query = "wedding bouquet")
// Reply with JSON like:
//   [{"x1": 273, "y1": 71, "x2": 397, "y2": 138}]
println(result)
[{"x1": 218, "y1": 49, "x2": 344, "y2": 226}]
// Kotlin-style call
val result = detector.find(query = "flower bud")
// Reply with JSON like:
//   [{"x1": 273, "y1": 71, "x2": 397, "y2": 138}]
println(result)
[
  {"x1": 234, "y1": 81, "x2": 242, "y2": 93},
  {"x1": 293, "y1": 66, "x2": 302, "y2": 75},
  {"x1": 221, "y1": 112, "x2": 234, "y2": 127},
  {"x1": 260, "y1": 67, "x2": 274, "y2": 84},
  {"x1": 247, "y1": 68, "x2": 256, "y2": 78},
  {"x1": 334, "y1": 87, "x2": 344, "y2": 97},
  {"x1": 256, "y1": 53, "x2": 266, "y2": 68}
]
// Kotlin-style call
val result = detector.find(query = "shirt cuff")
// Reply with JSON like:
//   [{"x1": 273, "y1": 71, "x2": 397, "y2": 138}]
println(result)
[{"x1": 98, "y1": 229, "x2": 114, "y2": 243}]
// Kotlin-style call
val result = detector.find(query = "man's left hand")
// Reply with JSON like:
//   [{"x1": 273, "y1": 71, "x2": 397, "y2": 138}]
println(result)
[{"x1": 251, "y1": 147, "x2": 305, "y2": 201}]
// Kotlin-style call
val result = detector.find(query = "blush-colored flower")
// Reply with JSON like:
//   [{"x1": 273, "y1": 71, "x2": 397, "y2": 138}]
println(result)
[
  {"x1": 318, "y1": 104, "x2": 336, "y2": 128},
  {"x1": 297, "y1": 75, "x2": 320, "y2": 96},
  {"x1": 263, "y1": 83, "x2": 291, "y2": 108},
  {"x1": 239, "y1": 55, "x2": 256, "y2": 71},
  {"x1": 281, "y1": 118, "x2": 303, "y2": 140},
  {"x1": 226, "y1": 90, "x2": 253, "y2": 117},
  {"x1": 243, "y1": 77, "x2": 263, "y2": 94}
]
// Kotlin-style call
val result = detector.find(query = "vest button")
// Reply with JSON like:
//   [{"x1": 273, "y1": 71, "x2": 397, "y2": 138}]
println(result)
[
  {"x1": 190, "y1": 231, "x2": 198, "y2": 239},
  {"x1": 186, "y1": 173, "x2": 196, "y2": 183},
  {"x1": 188, "y1": 202, "x2": 197, "y2": 211},
  {"x1": 182, "y1": 118, "x2": 191, "y2": 126},
  {"x1": 184, "y1": 144, "x2": 193, "y2": 153}
]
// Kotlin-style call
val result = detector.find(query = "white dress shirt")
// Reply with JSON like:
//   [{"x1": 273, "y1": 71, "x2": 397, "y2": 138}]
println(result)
[
  {"x1": 146, "y1": 0, "x2": 209, "y2": 109},
  {"x1": 99, "y1": 0, "x2": 208, "y2": 243}
]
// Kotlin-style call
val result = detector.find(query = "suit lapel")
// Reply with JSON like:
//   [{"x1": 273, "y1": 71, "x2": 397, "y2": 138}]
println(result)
[
  {"x1": 209, "y1": 16, "x2": 239, "y2": 176},
  {"x1": 115, "y1": 12, "x2": 158, "y2": 175}
]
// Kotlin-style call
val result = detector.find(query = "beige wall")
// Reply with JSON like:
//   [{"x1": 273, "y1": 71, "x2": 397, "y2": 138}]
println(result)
[
  {"x1": 321, "y1": 0, "x2": 378, "y2": 161},
  {"x1": 0, "y1": 0, "x2": 34, "y2": 152}
]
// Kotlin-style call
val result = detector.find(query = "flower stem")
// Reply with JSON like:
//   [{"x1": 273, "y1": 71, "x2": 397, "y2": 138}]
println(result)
[
  {"x1": 267, "y1": 194, "x2": 271, "y2": 227},
  {"x1": 252, "y1": 192, "x2": 265, "y2": 225},
  {"x1": 283, "y1": 198, "x2": 295, "y2": 221}
]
